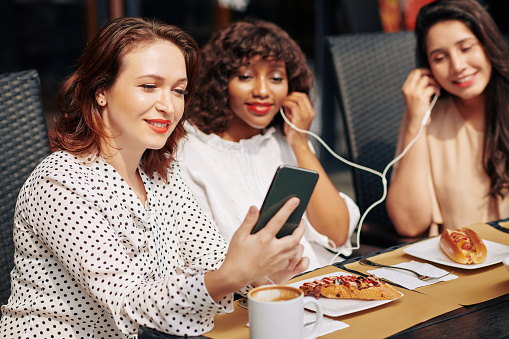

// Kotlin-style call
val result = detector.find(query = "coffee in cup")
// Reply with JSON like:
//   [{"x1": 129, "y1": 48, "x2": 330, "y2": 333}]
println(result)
[
  {"x1": 249, "y1": 285, "x2": 300, "y2": 301},
  {"x1": 248, "y1": 285, "x2": 323, "y2": 339}
]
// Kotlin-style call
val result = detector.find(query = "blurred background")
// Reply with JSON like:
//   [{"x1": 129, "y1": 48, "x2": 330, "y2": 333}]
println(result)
[{"x1": 1, "y1": 0, "x2": 508, "y2": 191}]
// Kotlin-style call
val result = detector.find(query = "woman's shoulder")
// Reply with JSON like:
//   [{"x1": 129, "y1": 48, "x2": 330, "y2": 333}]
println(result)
[
  {"x1": 182, "y1": 122, "x2": 225, "y2": 149},
  {"x1": 182, "y1": 122, "x2": 279, "y2": 151},
  {"x1": 183, "y1": 121, "x2": 219, "y2": 141},
  {"x1": 33, "y1": 150, "x2": 86, "y2": 174},
  {"x1": 19, "y1": 151, "x2": 108, "y2": 210},
  {"x1": 28, "y1": 150, "x2": 102, "y2": 186},
  {"x1": 165, "y1": 161, "x2": 192, "y2": 191},
  {"x1": 163, "y1": 161, "x2": 206, "y2": 206}
]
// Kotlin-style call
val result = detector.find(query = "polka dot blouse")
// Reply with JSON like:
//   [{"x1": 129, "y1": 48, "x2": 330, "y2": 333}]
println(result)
[{"x1": 0, "y1": 150, "x2": 239, "y2": 338}]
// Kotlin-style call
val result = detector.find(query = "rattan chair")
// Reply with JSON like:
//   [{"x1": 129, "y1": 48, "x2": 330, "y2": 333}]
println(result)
[
  {"x1": 324, "y1": 31, "x2": 420, "y2": 247},
  {"x1": 0, "y1": 69, "x2": 51, "y2": 306}
]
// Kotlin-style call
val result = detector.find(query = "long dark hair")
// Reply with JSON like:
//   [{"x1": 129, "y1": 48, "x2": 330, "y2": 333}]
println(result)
[
  {"x1": 416, "y1": 0, "x2": 509, "y2": 197},
  {"x1": 51, "y1": 17, "x2": 200, "y2": 181},
  {"x1": 188, "y1": 19, "x2": 313, "y2": 134}
]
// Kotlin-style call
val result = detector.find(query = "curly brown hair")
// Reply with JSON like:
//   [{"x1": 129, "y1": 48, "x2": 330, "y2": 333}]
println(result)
[
  {"x1": 188, "y1": 19, "x2": 313, "y2": 134},
  {"x1": 416, "y1": 0, "x2": 509, "y2": 197},
  {"x1": 51, "y1": 17, "x2": 200, "y2": 181}
]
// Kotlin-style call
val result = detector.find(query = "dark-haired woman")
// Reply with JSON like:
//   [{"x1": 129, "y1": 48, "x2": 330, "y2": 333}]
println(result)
[
  {"x1": 0, "y1": 17, "x2": 308, "y2": 338},
  {"x1": 178, "y1": 19, "x2": 359, "y2": 269},
  {"x1": 387, "y1": 0, "x2": 509, "y2": 237}
]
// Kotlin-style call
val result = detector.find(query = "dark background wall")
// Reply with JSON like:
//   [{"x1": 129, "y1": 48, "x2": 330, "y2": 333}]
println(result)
[
  {"x1": 0, "y1": 0, "x2": 318, "y2": 129},
  {"x1": 0, "y1": 0, "x2": 506, "y2": 131}
]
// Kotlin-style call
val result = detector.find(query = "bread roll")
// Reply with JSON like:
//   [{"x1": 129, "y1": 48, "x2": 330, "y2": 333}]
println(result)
[{"x1": 439, "y1": 227, "x2": 487, "y2": 264}]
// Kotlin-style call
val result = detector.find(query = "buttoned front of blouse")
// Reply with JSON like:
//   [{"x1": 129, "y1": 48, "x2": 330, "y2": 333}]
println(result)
[{"x1": 0, "y1": 151, "x2": 233, "y2": 338}]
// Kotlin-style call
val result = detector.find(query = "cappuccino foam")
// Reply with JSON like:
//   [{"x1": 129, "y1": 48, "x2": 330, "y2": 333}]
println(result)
[{"x1": 250, "y1": 285, "x2": 301, "y2": 302}]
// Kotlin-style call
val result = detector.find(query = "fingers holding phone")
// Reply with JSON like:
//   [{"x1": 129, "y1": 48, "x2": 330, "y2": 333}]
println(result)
[
  {"x1": 224, "y1": 199, "x2": 307, "y2": 286},
  {"x1": 205, "y1": 202, "x2": 308, "y2": 301},
  {"x1": 256, "y1": 197, "x2": 302, "y2": 239},
  {"x1": 261, "y1": 240, "x2": 310, "y2": 285},
  {"x1": 223, "y1": 165, "x2": 317, "y2": 285},
  {"x1": 251, "y1": 165, "x2": 319, "y2": 238}
]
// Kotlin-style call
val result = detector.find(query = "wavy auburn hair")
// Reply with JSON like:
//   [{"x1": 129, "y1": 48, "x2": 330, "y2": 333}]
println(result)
[
  {"x1": 51, "y1": 17, "x2": 200, "y2": 181},
  {"x1": 416, "y1": 0, "x2": 509, "y2": 197},
  {"x1": 188, "y1": 19, "x2": 313, "y2": 134}
]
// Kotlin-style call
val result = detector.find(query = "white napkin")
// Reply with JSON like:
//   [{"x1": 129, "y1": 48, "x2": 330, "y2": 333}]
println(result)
[
  {"x1": 303, "y1": 310, "x2": 349, "y2": 338},
  {"x1": 366, "y1": 260, "x2": 458, "y2": 290}
]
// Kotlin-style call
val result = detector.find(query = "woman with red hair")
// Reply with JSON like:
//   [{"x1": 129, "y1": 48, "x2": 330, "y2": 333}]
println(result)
[{"x1": 0, "y1": 17, "x2": 307, "y2": 338}]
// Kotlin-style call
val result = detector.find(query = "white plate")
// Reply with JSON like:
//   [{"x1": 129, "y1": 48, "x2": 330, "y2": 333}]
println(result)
[
  {"x1": 403, "y1": 237, "x2": 509, "y2": 269},
  {"x1": 287, "y1": 273, "x2": 403, "y2": 317}
]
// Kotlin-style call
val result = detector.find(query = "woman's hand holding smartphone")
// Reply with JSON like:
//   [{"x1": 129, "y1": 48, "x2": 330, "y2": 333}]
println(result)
[{"x1": 251, "y1": 165, "x2": 319, "y2": 238}]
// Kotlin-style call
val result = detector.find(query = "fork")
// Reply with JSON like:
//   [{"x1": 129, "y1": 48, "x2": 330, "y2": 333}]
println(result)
[{"x1": 359, "y1": 259, "x2": 452, "y2": 281}]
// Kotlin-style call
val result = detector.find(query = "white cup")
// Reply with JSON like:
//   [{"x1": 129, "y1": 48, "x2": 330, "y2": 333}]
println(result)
[{"x1": 248, "y1": 284, "x2": 323, "y2": 339}]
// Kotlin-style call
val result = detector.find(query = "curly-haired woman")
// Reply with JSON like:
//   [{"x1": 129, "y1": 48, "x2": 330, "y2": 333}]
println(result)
[{"x1": 178, "y1": 19, "x2": 359, "y2": 269}]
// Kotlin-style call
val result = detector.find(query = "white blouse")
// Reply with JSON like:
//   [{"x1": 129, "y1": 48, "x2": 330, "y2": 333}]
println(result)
[
  {"x1": 177, "y1": 123, "x2": 360, "y2": 269},
  {"x1": 0, "y1": 150, "x2": 238, "y2": 338}
]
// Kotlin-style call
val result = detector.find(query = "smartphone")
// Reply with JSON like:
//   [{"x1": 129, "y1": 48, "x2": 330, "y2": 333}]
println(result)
[{"x1": 251, "y1": 165, "x2": 319, "y2": 238}]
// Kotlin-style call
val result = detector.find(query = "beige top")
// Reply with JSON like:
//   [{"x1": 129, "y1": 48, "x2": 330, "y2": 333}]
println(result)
[{"x1": 397, "y1": 96, "x2": 509, "y2": 235}]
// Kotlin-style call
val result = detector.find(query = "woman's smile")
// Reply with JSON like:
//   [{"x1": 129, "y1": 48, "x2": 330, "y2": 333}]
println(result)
[
  {"x1": 452, "y1": 73, "x2": 477, "y2": 88},
  {"x1": 246, "y1": 102, "x2": 273, "y2": 115},
  {"x1": 146, "y1": 119, "x2": 172, "y2": 133}
]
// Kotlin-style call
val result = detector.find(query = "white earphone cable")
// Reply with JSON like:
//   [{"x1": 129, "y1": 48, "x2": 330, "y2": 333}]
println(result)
[{"x1": 280, "y1": 93, "x2": 438, "y2": 264}]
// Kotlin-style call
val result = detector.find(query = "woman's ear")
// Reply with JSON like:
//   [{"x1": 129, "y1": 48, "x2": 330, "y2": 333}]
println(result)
[{"x1": 95, "y1": 89, "x2": 107, "y2": 107}]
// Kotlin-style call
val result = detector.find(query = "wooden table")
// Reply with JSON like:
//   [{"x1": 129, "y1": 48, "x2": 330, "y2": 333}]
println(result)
[{"x1": 139, "y1": 222, "x2": 509, "y2": 339}]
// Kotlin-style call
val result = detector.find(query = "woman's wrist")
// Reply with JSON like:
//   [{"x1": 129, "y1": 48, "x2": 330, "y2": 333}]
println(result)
[
  {"x1": 289, "y1": 137, "x2": 313, "y2": 155},
  {"x1": 204, "y1": 263, "x2": 246, "y2": 302},
  {"x1": 404, "y1": 116, "x2": 427, "y2": 137}
]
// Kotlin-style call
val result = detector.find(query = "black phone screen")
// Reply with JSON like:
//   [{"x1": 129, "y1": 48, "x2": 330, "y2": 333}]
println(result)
[{"x1": 250, "y1": 165, "x2": 319, "y2": 238}]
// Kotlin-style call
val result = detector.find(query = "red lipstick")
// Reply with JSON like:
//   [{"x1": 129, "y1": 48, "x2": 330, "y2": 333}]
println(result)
[
  {"x1": 453, "y1": 73, "x2": 477, "y2": 88},
  {"x1": 146, "y1": 119, "x2": 171, "y2": 133},
  {"x1": 246, "y1": 103, "x2": 272, "y2": 115}
]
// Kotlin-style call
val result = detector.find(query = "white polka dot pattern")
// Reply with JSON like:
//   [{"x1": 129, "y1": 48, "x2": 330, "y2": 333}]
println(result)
[{"x1": 0, "y1": 151, "x2": 233, "y2": 338}]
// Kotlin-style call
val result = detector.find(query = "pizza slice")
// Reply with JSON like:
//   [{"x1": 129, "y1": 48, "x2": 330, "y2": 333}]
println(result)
[{"x1": 300, "y1": 275, "x2": 402, "y2": 300}]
